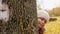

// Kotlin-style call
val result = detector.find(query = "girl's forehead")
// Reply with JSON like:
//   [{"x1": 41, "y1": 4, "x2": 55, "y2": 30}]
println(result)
[{"x1": 38, "y1": 17, "x2": 45, "y2": 20}]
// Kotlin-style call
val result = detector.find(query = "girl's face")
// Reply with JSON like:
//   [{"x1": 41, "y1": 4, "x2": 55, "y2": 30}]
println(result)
[{"x1": 38, "y1": 18, "x2": 47, "y2": 28}]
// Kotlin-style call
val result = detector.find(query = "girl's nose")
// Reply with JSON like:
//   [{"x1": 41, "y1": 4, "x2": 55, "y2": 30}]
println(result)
[{"x1": 41, "y1": 20, "x2": 45, "y2": 25}]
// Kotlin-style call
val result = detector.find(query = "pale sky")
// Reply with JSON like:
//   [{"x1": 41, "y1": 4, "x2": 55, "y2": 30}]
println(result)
[{"x1": 37, "y1": 0, "x2": 60, "y2": 10}]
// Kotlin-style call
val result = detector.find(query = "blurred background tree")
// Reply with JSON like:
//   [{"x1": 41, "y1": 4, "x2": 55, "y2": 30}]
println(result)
[{"x1": 49, "y1": 7, "x2": 60, "y2": 16}]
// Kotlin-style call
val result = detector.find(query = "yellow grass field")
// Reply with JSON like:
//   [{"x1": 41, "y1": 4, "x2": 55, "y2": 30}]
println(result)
[{"x1": 44, "y1": 16, "x2": 60, "y2": 34}]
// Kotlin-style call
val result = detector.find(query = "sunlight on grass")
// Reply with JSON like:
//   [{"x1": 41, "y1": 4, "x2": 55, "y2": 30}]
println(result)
[{"x1": 44, "y1": 16, "x2": 60, "y2": 34}]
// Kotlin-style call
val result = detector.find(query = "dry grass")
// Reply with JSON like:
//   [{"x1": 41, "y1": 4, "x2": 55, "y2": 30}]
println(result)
[{"x1": 44, "y1": 16, "x2": 60, "y2": 34}]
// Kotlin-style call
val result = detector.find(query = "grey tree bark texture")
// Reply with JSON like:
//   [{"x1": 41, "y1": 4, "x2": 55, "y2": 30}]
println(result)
[{"x1": 0, "y1": 0, "x2": 38, "y2": 34}]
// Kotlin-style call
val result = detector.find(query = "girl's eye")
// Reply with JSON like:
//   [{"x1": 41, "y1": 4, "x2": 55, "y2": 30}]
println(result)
[
  {"x1": 40, "y1": 18, "x2": 47, "y2": 23},
  {"x1": 37, "y1": 17, "x2": 47, "y2": 23},
  {"x1": 40, "y1": 18, "x2": 44, "y2": 20},
  {"x1": 44, "y1": 20, "x2": 47, "y2": 23}
]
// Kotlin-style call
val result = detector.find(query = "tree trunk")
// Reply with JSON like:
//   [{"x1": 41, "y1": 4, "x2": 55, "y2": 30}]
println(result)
[{"x1": 1, "y1": 0, "x2": 38, "y2": 34}]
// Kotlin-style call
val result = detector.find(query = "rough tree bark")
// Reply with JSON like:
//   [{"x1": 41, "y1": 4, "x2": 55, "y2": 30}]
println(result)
[{"x1": 0, "y1": 0, "x2": 38, "y2": 34}]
